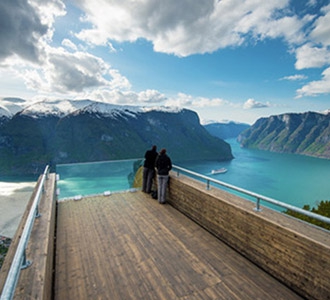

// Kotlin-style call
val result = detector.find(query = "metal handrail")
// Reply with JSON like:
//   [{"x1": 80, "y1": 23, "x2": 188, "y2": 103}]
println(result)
[
  {"x1": 172, "y1": 165, "x2": 330, "y2": 225},
  {"x1": 0, "y1": 166, "x2": 50, "y2": 300}
]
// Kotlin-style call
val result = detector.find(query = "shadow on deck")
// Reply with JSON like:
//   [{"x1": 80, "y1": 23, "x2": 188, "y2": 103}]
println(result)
[{"x1": 54, "y1": 191, "x2": 302, "y2": 300}]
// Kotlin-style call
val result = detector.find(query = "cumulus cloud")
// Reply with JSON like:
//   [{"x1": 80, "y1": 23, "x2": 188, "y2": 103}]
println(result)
[
  {"x1": 295, "y1": 43, "x2": 330, "y2": 69},
  {"x1": 138, "y1": 89, "x2": 167, "y2": 103},
  {"x1": 296, "y1": 67, "x2": 330, "y2": 98},
  {"x1": 164, "y1": 93, "x2": 229, "y2": 108},
  {"x1": 0, "y1": 0, "x2": 48, "y2": 62},
  {"x1": 74, "y1": 0, "x2": 309, "y2": 57},
  {"x1": 0, "y1": 0, "x2": 66, "y2": 62},
  {"x1": 75, "y1": 89, "x2": 166, "y2": 106},
  {"x1": 243, "y1": 98, "x2": 269, "y2": 109},
  {"x1": 62, "y1": 39, "x2": 78, "y2": 51},
  {"x1": 294, "y1": 5, "x2": 330, "y2": 70},
  {"x1": 14, "y1": 47, "x2": 131, "y2": 96},
  {"x1": 309, "y1": 4, "x2": 330, "y2": 46},
  {"x1": 81, "y1": 90, "x2": 138, "y2": 104},
  {"x1": 72, "y1": 0, "x2": 330, "y2": 98},
  {"x1": 1, "y1": 0, "x2": 330, "y2": 105},
  {"x1": 0, "y1": 0, "x2": 133, "y2": 100},
  {"x1": 107, "y1": 69, "x2": 131, "y2": 90}
]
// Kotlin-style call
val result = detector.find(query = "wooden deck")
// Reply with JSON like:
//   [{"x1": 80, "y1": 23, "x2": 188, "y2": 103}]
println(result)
[{"x1": 54, "y1": 191, "x2": 303, "y2": 300}]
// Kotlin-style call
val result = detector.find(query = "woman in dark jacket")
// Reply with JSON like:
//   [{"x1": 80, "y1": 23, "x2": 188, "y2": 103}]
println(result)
[{"x1": 155, "y1": 148, "x2": 172, "y2": 204}]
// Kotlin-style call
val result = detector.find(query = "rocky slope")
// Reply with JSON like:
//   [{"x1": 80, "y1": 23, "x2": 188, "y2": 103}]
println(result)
[{"x1": 238, "y1": 111, "x2": 330, "y2": 159}]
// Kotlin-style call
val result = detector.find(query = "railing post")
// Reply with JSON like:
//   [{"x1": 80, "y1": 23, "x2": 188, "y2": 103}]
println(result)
[
  {"x1": 35, "y1": 205, "x2": 42, "y2": 218},
  {"x1": 254, "y1": 197, "x2": 262, "y2": 212},
  {"x1": 21, "y1": 249, "x2": 32, "y2": 270},
  {"x1": 206, "y1": 179, "x2": 210, "y2": 190}
]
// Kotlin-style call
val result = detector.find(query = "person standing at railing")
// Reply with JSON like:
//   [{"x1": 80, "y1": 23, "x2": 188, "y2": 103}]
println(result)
[
  {"x1": 155, "y1": 148, "x2": 172, "y2": 204},
  {"x1": 142, "y1": 145, "x2": 158, "y2": 194}
]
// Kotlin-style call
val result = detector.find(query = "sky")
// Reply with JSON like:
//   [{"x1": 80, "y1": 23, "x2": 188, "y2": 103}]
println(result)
[{"x1": 0, "y1": 0, "x2": 330, "y2": 124}]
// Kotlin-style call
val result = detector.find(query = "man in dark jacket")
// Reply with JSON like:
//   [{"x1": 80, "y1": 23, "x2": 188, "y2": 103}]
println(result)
[
  {"x1": 155, "y1": 148, "x2": 172, "y2": 204},
  {"x1": 142, "y1": 145, "x2": 158, "y2": 193}
]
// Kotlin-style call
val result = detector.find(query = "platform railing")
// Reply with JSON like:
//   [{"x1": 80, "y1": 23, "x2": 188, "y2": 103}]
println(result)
[
  {"x1": 0, "y1": 166, "x2": 50, "y2": 300},
  {"x1": 172, "y1": 165, "x2": 330, "y2": 226}
]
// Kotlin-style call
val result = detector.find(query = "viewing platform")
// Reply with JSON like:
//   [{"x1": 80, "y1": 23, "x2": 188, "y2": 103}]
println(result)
[
  {"x1": 54, "y1": 192, "x2": 302, "y2": 299},
  {"x1": 0, "y1": 164, "x2": 329, "y2": 299}
]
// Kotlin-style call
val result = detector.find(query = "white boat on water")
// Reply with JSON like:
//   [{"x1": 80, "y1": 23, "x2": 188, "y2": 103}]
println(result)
[{"x1": 211, "y1": 168, "x2": 227, "y2": 175}]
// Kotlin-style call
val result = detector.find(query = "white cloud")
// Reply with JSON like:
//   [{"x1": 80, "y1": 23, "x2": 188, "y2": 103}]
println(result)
[
  {"x1": 280, "y1": 74, "x2": 307, "y2": 81},
  {"x1": 0, "y1": 0, "x2": 132, "y2": 100},
  {"x1": 0, "y1": 0, "x2": 66, "y2": 63},
  {"x1": 1, "y1": 0, "x2": 329, "y2": 107},
  {"x1": 295, "y1": 43, "x2": 330, "y2": 70},
  {"x1": 74, "y1": 0, "x2": 309, "y2": 57},
  {"x1": 308, "y1": 0, "x2": 317, "y2": 7},
  {"x1": 165, "y1": 93, "x2": 229, "y2": 108},
  {"x1": 296, "y1": 67, "x2": 330, "y2": 98},
  {"x1": 81, "y1": 90, "x2": 137, "y2": 104},
  {"x1": 108, "y1": 69, "x2": 131, "y2": 90},
  {"x1": 294, "y1": 5, "x2": 330, "y2": 71},
  {"x1": 243, "y1": 98, "x2": 269, "y2": 109},
  {"x1": 165, "y1": 93, "x2": 194, "y2": 107},
  {"x1": 9, "y1": 46, "x2": 131, "y2": 97},
  {"x1": 138, "y1": 89, "x2": 167, "y2": 103},
  {"x1": 309, "y1": 4, "x2": 330, "y2": 46},
  {"x1": 30, "y1": 0, "x2": 66, "y2": 28},
  {"x1": 78, "y1": 89, "x2": 166, "y2": 105},
  {"x1": 0, "y1": 0, "x2": 47, "y2": 62},
  {"x1": 62, "y1": 39, "x2": 78, "y2": 51}
]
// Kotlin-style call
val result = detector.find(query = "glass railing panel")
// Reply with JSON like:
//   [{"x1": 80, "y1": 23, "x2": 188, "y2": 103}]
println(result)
[{"x1": 56, "y1": 159, "x2": 143, "y2": 199}]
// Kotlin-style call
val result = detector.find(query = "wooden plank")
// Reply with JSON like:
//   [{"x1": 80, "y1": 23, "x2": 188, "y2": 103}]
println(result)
[{"x1": 54, "y1": 191, "x2": 302, "y2": 300}]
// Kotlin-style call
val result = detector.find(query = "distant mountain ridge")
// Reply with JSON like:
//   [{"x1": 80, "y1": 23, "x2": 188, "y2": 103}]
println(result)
[
  {"x1": 238, "y1": 111, "x2": 330, "y2": 159},
  {"x1": 204, "y1": 122, "x2": 250, "y2": 139},
  {"x1": 0, "y1": 98, "x2": 233, "y2": 176}
]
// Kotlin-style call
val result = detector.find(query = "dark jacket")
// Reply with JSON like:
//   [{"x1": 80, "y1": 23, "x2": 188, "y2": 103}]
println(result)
[
  {"x1": 144, "y1": 149, "x2": 158, "y2": 169},
  {"x1": 155, "y1": 153, "x2": 172, "y2": 175}
]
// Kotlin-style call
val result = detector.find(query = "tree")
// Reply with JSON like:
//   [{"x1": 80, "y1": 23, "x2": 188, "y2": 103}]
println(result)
[{"x1": 285, "y1": 200, "x2": 330, "y2": 230}]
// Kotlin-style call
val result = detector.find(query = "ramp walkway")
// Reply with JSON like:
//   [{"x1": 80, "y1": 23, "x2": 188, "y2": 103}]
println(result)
[{"x1": 54, "y1": 191, "x2": 302, "y2": 300}]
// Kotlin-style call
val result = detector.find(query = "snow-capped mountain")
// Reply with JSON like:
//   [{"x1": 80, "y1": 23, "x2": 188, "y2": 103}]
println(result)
[
  {"x1": 0, "y1": 97, "x2": 27, "y2": 117},
  {"x1": 19, "y1": 99, "x2": 95, "y2": 118},
  {"x1": 0, "y1": 105, "x2": 12, "y2": 118},
  {"x1": 1, "y1": 97, "x2": 184, "y2": 119},
  {"x1": 0, "y1": 98, "x2": 233, "y2": 176}
]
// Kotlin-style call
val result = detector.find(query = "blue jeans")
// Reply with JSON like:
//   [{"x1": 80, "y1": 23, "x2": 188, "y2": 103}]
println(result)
[
  {"x1": 157, "y1": 175, "x2": 168, "y2": 203},
  {"x1": 142, "y1": 167, "x2": 155, "y2": 193}
]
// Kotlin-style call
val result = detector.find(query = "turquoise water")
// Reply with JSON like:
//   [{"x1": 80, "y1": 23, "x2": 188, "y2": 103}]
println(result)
[
  {"x1": 179, "y1": 139, "x2": 330, "y2": 209},
  {"x1": 3, "y1": 140, "x2": 329, "y2": 210}
]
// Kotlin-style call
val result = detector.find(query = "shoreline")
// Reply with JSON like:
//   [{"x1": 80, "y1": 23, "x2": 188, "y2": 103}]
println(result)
[{"x1": 0, "y1": 181, "x2": 35, "y2": 238}]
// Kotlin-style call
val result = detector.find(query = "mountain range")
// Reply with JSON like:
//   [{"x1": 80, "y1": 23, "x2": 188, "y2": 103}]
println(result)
[
  {"x1": 204, "y1": 122, "x2": 250, "y2": 139},
  {"x1": 238, "y1": 111, "x2": 330, "y2": 159},
  {"x1": 0, "y1": 98, "x2": 233, "y2": 176}
]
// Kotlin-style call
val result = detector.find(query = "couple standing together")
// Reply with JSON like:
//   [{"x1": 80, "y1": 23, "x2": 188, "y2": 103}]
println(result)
[{"x1": 142, "y1": 145, "x2": 172, "y2": 204}]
